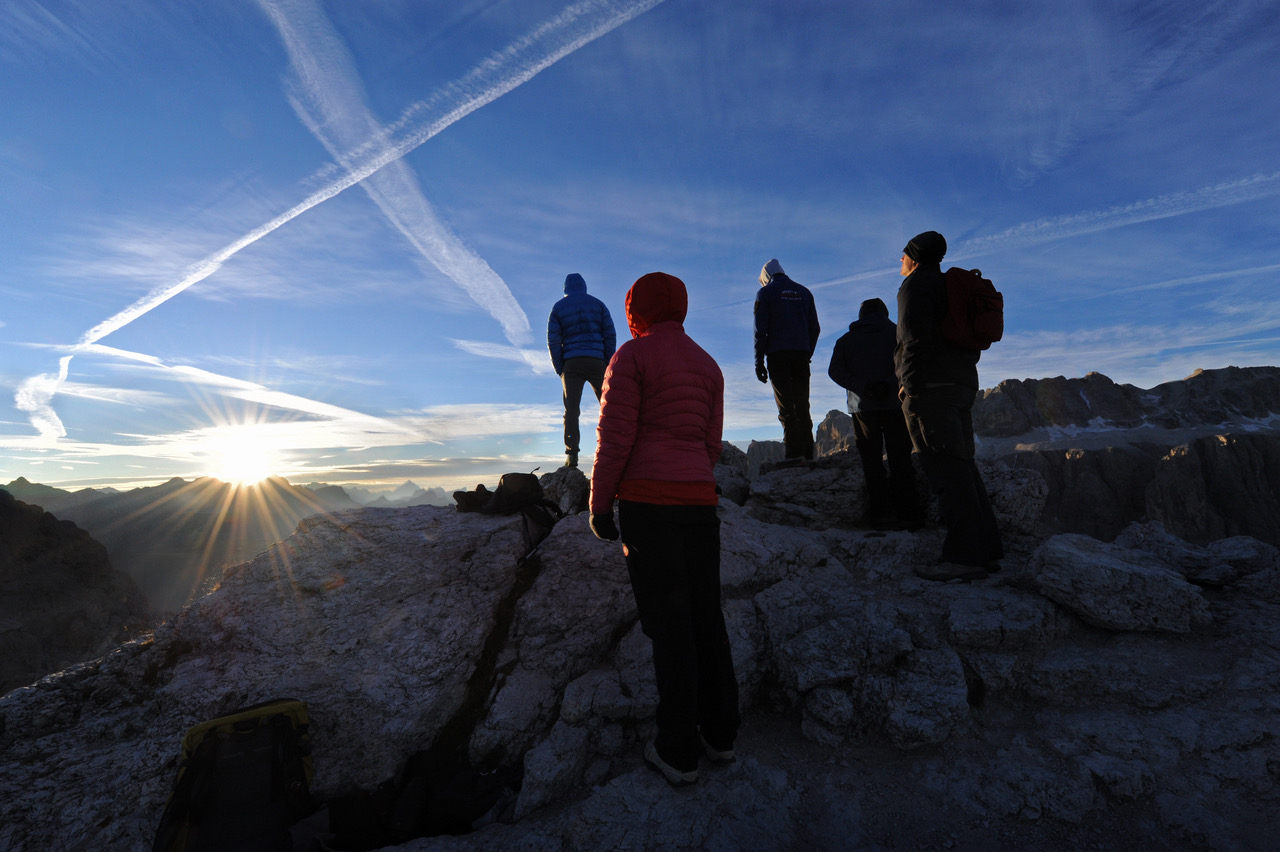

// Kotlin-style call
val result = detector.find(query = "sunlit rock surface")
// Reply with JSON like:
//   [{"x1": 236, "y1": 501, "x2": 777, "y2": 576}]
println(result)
[{"x1": 5, "y1": 368, "x2": 1280, "y2": 850}]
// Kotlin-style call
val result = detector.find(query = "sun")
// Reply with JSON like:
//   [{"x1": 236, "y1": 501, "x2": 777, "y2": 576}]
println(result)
[{"x1": 207, "y1": 425, "x2": 279, "y2": 486}]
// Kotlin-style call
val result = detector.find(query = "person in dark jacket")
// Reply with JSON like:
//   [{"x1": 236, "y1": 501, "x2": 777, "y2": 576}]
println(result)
[
  {"x1": 829, "y1": 297, "x2": 922, "y2": 529},
  {"x1": 589, "y1": 271, "x2": 739, "y2": 787},
  {"x1": 547, "y1": 273, "x2": 616, "y2": 468},
  {"x1": 895, "y1": 231, "x2": 1002, "y2": 580},
  {"x1": 754, "y1": 259, "x2": 820, "y2": 460}
]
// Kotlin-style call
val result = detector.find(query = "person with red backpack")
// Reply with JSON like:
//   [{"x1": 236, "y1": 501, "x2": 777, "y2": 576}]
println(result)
[
  {"x1": 895, "y1": 231, "x2": 1002, "y2": 580},
  {"x1": 588, "y1": 271, "x2": 739, "y2": 787}
]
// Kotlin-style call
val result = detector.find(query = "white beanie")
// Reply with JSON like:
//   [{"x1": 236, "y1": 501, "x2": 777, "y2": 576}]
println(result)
[{"x1": 760, "y1": 258, "x2": 784, "y2": 286}]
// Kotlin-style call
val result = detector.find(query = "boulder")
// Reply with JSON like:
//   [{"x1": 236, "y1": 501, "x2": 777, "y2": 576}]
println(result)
[{"x1": 1028, "y1": 534, "x2": 1211, "y2": 632}]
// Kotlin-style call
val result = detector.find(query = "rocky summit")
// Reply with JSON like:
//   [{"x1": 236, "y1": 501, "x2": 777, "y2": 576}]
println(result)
[{"x1": 3, "y1": 421, "x2": 1280, "y2": 851}]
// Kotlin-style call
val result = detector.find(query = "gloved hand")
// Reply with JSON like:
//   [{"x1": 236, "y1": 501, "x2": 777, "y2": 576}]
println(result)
[
  {"x1": 590, "y1": 513, "x2": 619, "y2": 541},
  {"x1": 755, "y1": 364, "x2": 768, "y2": 384}
]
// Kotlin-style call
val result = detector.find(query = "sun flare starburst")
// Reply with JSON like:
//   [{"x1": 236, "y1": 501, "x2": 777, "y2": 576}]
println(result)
[{"x1": 207, "y1": 425, "x2": 279, "y2": 486}]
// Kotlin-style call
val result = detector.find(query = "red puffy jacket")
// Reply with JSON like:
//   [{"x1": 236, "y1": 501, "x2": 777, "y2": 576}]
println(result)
[{"x1": 590, "y1": 272, "x2": 723, "y2": 514}]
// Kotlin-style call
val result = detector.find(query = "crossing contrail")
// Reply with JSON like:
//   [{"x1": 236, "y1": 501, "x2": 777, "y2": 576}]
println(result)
[
  {"x1": 261, "y1": 0, "x2": 535, "y2": 348},
  {"x1": 16, "y1": 0, "x2": 666, "y2": 438}
]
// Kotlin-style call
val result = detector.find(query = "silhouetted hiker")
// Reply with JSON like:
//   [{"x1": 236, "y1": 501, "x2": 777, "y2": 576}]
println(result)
[
  {"x1": 547, "y1": 273, "x2": 616, "y2": 468},
  {"x1": 589, "y1": 271, "x2": 739, "y2": 787},
  {"x1": 829, "y1": 297, "x2": 922, "y2": 530},
  {"x1": 895, "y1": 231, "x2": 1002, "y2": 580},
  {"x1": 754, "y1": 259, "x2": 820, "y2": 461}
]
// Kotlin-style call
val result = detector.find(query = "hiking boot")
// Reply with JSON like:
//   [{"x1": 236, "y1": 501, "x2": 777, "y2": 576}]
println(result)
[
  {"x1": 644, "y1": 740, "x2": 697, "y2": 787},
  {"x1": 914, "y1": 561, "x2": 988, "y2": 582},
  {"x1": 565, "y1": 452, "x2": 578, "y2": 468},
  {"x1": 700, "y1": 734, "x2": 735, "y2": 764}
]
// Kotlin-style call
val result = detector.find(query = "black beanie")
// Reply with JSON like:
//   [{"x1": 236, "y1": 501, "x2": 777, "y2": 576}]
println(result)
[
  {"x1": 904, "y1": 231, "x2": 947, "y2": 264},
  {"x1": 858, "y1": 298, "x2": 889, "y2": 320}
]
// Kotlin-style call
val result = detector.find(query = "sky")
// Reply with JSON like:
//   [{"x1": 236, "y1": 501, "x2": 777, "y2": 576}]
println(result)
[{"x1": 2, "y1": 0, "x2": 1278, "y2": 493}]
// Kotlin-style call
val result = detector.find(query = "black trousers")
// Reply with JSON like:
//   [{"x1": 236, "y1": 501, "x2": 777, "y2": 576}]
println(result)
[
  {"x1": 619, "y1": 501, "x2": 740, "y2": 770},
  {"x1": 561, "y1": 356, "x2": 606, "y2": 455},
  {"x1": 852, "y1": 408, "x2": 920, "y2": 523},
  {"x1": 902, "y1": 385, "x2": 1002, "y2": 566},
  {"x1": 766, "y1": 350, "x2": 814, "y2": 460}
]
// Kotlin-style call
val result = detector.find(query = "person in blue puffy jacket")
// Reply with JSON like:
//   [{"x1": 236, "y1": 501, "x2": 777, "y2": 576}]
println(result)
[{"x1": 547, "y1": 273, "x2": 616, "y2": 468}]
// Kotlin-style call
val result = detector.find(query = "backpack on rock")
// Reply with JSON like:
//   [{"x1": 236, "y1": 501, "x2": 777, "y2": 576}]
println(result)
[{"x1": 153, "y1": 698, "x2": 318, "y2": 852}]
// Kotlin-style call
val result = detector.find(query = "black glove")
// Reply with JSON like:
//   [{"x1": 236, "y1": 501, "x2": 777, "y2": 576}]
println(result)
[
  {"x1": 590, "y1": 513, "x2": 619, "y2": 541},
  {"x1": 755, "y1": 364, "x2": 768, "y2": 384}
]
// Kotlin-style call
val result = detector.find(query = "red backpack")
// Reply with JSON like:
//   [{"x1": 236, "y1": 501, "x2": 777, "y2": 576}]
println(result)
[{"x1": 941, "y1": 267, "x2": 1004, "y2": 350}]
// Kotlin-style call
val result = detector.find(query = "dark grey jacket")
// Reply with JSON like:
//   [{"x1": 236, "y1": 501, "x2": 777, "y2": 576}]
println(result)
[{"x1": 828, "y1": 302, "x2": 899, "y2": 413}]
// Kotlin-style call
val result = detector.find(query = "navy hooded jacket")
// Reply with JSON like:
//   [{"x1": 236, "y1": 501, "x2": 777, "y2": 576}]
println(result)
[
  {"x1": 753, "y1": 273, "x2": 820, "y2": 364},
  {"x1": 547, "y1": 273, "x2": 617, "y2": 375},
  {"x1": 828, "y1": 298, "x2": 900, "y2": 413}
]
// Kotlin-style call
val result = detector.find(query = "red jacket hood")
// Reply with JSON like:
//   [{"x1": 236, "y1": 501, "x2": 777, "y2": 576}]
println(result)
[{"x1": 626, "y1": 272, "x2": 688, "y2": 338}]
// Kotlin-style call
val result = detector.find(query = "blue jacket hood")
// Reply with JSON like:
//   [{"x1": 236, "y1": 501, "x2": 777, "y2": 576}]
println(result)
[{"x1": 564, "y1": 273, "x2": 587, "y2": 296}]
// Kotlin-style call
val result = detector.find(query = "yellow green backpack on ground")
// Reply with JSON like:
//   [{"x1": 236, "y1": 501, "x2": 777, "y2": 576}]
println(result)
[{"x1": 152, "y1": 698, "x2": 318, "y2": 852}]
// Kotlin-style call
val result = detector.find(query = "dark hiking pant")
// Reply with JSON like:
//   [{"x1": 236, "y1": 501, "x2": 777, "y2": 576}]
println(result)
[
  {"x1": 766, "y1": 350, "x2": 814, "y2": 460},
  {"x1": 619, "y1": 501, "x2": 740, "y2": 770},
  {"x1": 561, "y1": 356, "x2": 606, "y2": 455},
  {"x1": 902, "y1": 385, "x2": 1002, "y2": 566},
  {"x1": 853, "y1": 409, "x2": 921, "y2": 524}
]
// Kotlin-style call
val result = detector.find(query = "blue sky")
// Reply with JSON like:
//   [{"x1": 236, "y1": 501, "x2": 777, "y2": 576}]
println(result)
[{"x1": 2, "y1": 0, "x2": 1278, "y2": 492}]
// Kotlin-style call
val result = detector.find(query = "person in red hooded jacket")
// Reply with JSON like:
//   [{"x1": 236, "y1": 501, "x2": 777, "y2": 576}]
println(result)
[{"x1": 589, "y1": 271, "x2": 739, "y2": 787}]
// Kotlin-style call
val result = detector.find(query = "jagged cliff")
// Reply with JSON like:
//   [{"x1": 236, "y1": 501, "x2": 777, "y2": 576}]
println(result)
[
  {"x1": 3, "y1": 454, "x2": 1279, "y2": 850},
  {"x1": 0, "y1": 490, "x2": 150, "y2": 695},
  {"x1": 815, "y1": 367, "x2": 1280, "y2": 544}
]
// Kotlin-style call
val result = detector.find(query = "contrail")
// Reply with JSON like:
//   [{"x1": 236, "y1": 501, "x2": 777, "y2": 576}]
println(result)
[
  {"x1": 803, "y1": 170, "x2": 1280, "y2": 294},
  {"x1": 261, "y1": 0, "x2": 534, "y2": 347},
  {"x1": 954, "y1": 170, "x2": 1280, "y2": 259},
  {"x1": 17, "y1": 0, "x2": 666, "y2": 438}
]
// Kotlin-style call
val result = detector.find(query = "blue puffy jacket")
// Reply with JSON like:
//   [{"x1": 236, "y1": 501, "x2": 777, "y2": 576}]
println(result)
[
  {"x1": 753, "y1": 273, "x2": 820, "y2": 364},
  {"x1": 547, "y1": 273, "x2": 616, "y2": 375}
]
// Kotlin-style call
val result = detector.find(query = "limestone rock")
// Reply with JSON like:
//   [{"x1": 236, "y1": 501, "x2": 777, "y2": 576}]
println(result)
[
  {"x1": 1146, "y1": 433, "x2": 1280, "y2": 546},
  {"x1": 745, "y1": 451, "x2": 1045, "y2": 538},
  {"x1": 997, "y1": 444, "x2": 1162, "y2": 540},
  {"x1": 815, "y1": 409, "x2": 852, "y2": 457},
  {"x1": 538, "y1": 466, "x2": 589, "y2": 515},
  {"x1": 5, "y1": 449, "x2": 1280, "y2": 850},
  {"x1": 745, "y1": 439, "x2": 786, "y2": 479},
  {"x1": 1029, "y1": 534, "x2": 1211, "y2": 632},
  {"x1": 714, "y1": 440, "x2": 751, "y2": 505},
  {"x1": 0, "y1": 490, "x2": 150, "y2": 694},
  {"x1": 974, "y1": 366, "x2": 1280, "y2": 438}
]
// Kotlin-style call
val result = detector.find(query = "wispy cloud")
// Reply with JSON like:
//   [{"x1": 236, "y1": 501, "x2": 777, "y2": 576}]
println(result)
[
  {"x1": 14, "y1": 0, "x2": 666, "y2": 440},
  {"x1": 450, "y1": 338, "x2": 554, "y2": 374},
  {"x1": 0, "y1": 0, "x2": 106, "y2": 68},
  {"x1": 954, "y1": 171, "x2": 1280, "y2": 261},
  {"x1": 260, "y1": 0, "x2": 534, "y2": 348},
  {"x1": 980, "y1": 292, "x2": 1280, "y2": 389}
]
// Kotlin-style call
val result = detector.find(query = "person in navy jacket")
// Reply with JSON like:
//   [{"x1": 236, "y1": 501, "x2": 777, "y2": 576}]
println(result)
[
  {"x1": 753, "y1": 259, "x2": 820, "y2": 460},
  {"x1": 547, "y1": 273, "x2": 616, "y2": 468}
]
